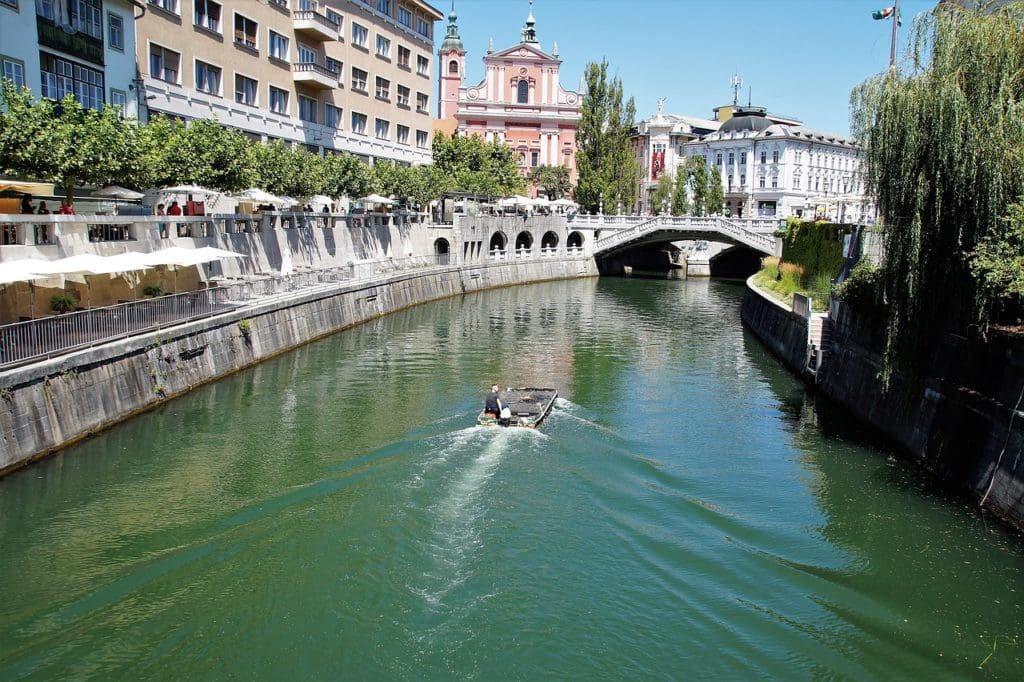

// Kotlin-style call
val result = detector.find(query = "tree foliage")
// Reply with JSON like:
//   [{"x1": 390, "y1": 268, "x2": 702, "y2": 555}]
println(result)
[
  {"x1": 670, "y1": 169, "x2": 689, "y2": 216},
  {"x1": 529, "y1": 164, "x2": 571, "y2": 199},
  {"x1": 432, "y1": 132, "x2": 524, "y2": 197},
  {"x1": 706, "y1": 166, "x2": 724, "y2": 217},
  {"x1": 651, "y1": 173, "x2": 673, "y2": 214},
  {"x1": 685, "y1": 156, "x2": 709, "y2": 216},
  {"x1": 575, "y1": 59, "x2": 638, "y2": 213},
  {"x1": 850, "y1": 2, "x2": 1024, "y2": 385},
  {"x1": 970, "y1": 202, "x2": 1024, "y2": 321}
]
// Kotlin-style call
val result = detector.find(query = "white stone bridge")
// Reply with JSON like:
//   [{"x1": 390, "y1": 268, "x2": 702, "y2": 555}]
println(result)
[{"x1": 567, "y1": 215, "x2": 779, "y2": 257}]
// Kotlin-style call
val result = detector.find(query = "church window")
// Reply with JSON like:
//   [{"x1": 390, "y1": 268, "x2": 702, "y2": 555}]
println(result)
[
  {"x1": 449, "y1": 60, "x2": 458, "y2": 74},
  {"x1": 517, "y1": 80, "x2": 529, "y2": 103}
]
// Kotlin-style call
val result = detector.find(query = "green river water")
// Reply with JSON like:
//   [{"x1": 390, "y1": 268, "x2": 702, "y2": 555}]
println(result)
[{"x1": 0, "y1": 277, "x2": 1022, "y2": 679}]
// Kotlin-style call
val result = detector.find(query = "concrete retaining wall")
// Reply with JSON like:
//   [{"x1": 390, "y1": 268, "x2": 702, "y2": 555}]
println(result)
[
  {"x1": 0, "y1": 258, "x2": 597, "y2": 475},
  {"x1": 743, "y1": 281, "x2": 1024, "y2": 528}
]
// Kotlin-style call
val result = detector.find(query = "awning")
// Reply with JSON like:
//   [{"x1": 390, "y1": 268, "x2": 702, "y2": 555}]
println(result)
[
  {"x1": 93, "y1": 185, "x2": 145, "y2": 200},
  {"x1": 0, "y1": 181, "x2": 56, "y2": 196}
]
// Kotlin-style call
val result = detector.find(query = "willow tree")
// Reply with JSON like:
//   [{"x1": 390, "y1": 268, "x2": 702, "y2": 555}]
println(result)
[{"x1": 850, "y1": 2, "x2": 1024, "y2": 387}]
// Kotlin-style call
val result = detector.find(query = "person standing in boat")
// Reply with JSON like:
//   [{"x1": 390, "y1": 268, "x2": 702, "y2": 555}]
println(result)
[{"x1": 484, "y1": 384, "x2": 502, "y2": 418}]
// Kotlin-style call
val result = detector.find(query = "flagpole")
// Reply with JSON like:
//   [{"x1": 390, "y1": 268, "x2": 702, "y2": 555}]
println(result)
[{"x1": 889, "y1": 0, "x2": 900, "y2": 68}]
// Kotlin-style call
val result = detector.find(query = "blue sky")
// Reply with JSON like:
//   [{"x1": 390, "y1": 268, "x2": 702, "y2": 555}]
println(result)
[{"x1": 444, "y1": 0, "x2": 937, "y2": 135}]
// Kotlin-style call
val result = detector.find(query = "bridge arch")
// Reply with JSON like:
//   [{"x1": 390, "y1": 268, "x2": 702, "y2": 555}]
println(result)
[
  {"x1": 515, "y1": 231, "x2": 534, "y2": 250},
  {"x1": 489, "y1": 231, "x2": 508, "y2": 252},
  {"x1": 541, "y1": 231, "x2": 559, "y2": 248},
  {"x1": 567, "y1": 231, "x2": 584, "y2": 249},
  {"x1": 433, "y1": 237, "x2": 450, "y2": 265}
]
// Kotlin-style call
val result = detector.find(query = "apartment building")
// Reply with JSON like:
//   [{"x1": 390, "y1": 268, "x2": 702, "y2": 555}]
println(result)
[
  {"x1": 0, "y1": 0, "x2": 143, "y2": 119},
  {"x1": 137, "y1": 0, "x2": 443, "y2": 164}
]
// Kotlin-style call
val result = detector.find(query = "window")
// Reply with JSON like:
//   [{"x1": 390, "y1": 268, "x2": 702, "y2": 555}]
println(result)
[
  {"x1": 740, "y1": 151, "x2": 747, "y2": 164},
  {"x1": 398, "y1": 46, "x2": 411, "y2": 68},
  {"x1": 194, "y1": 0, "x2": 221, "y2": 33},
  {"x1": 299, "y1": 95, "x2": 317, "y2": 123},
  {"x1": 530, "y1": 151, "x2": 538, "y2": 167},
  {"x1": 234, "y1": 14, "x2": 258, "y2": 49},
  {"x1": 351, "y1": 67, "x2": 367, "y2": 92},
  {"x1": 375, "y1": 118, "x2": 389, "y2": 140},
  {"x1": 448, "y1": 60, "x2": 459, "y2": 74},
  {"x1": 234, "y1": 73, "x2": 257, "y2": 105},
  {"x1": 728, "y1": 152, "x2": 734, "y2": 165},
  {"x1": 109, "y1": 89, "x2": 127, "y2": 113},
  {"x1": 352, "y1": 23, "x2": 368, "y2": 47},
  {"x1": 397, "y1": 84, "x2": 409, "y2": 106},
  {"x1": 2, "y1": 57, "x2": 25, "y2": 89},
  {"x1": 795, "y1": 151, "x2": 802, "y2": 163},
  {"x1": 376, "y1": 35, "x2": 391, "y2": 58},
  {"x1": 794, "y1": 175, "x2": 801, "y2": 190},
  {"x1": 148, "y1": 0, "x2": 178, "y2": 14},
  {"x1": 416, "y1": 129, "x2": 428, "y2": 148},
  {"x1": 760, "y1": 151, "x2": 766, "y2": 164},
  {"x1": 772, "y1": 150, "x2": 779, "y2": 163},
  {"x1": 759, "y1": 176, "x2": 766, "y2": 189},
  {"x1": 40, "y1": 53, "x2": 103, "y2": 109},
  {"x1": 150, "y1": 44, "x2": 180, "y2": 83},
  {"x1": 269, "y1": 31, "x2": 289, "y2": 61},
  {"x1": 326, "y1": 8, "x2": 342, "y2": 30},
  {"x1": 398, "y1": 6, "x2": 411, "y2": 26},
  {"x1": 715, "y1": 153, "x2": 722, "y2": 165},
  {"x1": 71, "y1": 0, "x2": 102, "y2": 39},
  {"x1": 297, "y1": 44, "x2": 316, "y2": 64},
  {"x1": 269, "y1": 86, "x2": 289, "y2": 114},
  {"x1": 397, "y1": 124, "x2": 409, "y2": 144},
  {"x1": 195, "y1": 60, "x2": 221, "y2": 94},
  {"x1": 376, "y1": 0, "x2": 391, "y2": 14},
  {"x1": 375, "y1": 76, "x2": 390, "y2": 100},
  {"x1": 108, "y1": 13, "x2": 124, "y2": 51},
  {"x1": 740, "y1": 174, "x2": 746, "y2": 187},
  {"x1": 517, "y1": 80, "x2": 528, "y2": 103},
  {"x1": 326, "y1": 57, "x2": 341, "y2": 75},
  {"x1": 416, "y1": 92, "x2": 428, "y2": 112},
  {"x1": 771, "y1": 176, "x2": 778, "y2": 189},
  {"x1": 325, "y1": 104, "x2": 342, "y2": 129},
  {"x1": 416, "y1": 55, "x2": 429, "y2": 76},
  {"x1": 416, "y1": 17, "x2": 429, "y2": 37},
  {"x1": 351, "y1": 112, "x2": 367, "y2": 134}
]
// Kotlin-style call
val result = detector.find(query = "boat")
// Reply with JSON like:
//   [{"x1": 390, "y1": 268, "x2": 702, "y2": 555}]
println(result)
[{"x1": 477, "y1": 387, "x2": 558, "y2": 428}]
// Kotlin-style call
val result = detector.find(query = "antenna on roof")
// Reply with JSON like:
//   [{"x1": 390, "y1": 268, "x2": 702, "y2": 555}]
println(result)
[
  {"x1": 730, "y1": 73, "x2": 742, "y2": 106},
  {"x1": 747, "y1": 87, "x2": 752, "y2": 107}
]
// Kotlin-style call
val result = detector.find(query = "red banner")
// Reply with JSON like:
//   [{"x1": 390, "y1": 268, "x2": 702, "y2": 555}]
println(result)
[{"x1": 651, "y1": 151, "x2": 665, "y2": 180}]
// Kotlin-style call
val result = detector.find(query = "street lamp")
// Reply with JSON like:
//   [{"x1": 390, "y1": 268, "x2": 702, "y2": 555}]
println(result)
[{"x1": 599, "y1": 192, "x2": 604, "y2": 216}]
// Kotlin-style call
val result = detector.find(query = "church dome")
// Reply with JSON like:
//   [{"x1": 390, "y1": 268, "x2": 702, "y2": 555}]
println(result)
[{"x1": 719, "y1": 106, "x2": 771, "y2": 134}]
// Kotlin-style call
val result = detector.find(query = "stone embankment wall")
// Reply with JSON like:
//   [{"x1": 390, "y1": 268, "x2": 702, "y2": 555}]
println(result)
[
  {"x1": 742, "y1": 281, "x2": 1024, "y2": 527},
  {"x1": 0, "y1": 257, "x2": 597, "y2": 475}
]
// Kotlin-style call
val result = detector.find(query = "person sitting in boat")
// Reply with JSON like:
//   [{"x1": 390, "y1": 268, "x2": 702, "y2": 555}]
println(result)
[{"x1": 484, "y1": 384, "x2": 502, "y2": 418}]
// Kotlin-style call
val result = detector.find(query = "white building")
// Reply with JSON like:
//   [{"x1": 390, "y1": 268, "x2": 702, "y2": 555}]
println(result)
[
  {"x1": 629, "y1": 101, "x2": 720, "y2": 213},
  {"x1": 683, "y1": 105, "x2": 873, "y2": 222},
  {"x1": 0, "y1": 0, "x2": 142, "y2": 119}
]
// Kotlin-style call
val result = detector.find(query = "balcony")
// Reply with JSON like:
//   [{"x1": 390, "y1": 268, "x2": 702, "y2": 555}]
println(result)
[
  {"x1": 293, "y1": 61, "x2": 339, "y2": 90},
  {"x1": 293, "y1": 8, "x2": 340, "y2": 41}
]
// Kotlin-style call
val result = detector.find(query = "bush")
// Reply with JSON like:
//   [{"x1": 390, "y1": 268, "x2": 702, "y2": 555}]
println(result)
[
  {"x1": 832, "y1": 258, "x2": 883, "y2": 311},
  {"x1": 143, "y1": 283, "x2": 165, "y2": 297},
  {"x1": 50, "y1": 294, "x2": 76, "y2": 314},
  {"x1": 781, "y1": 220, "x2": 846, "y2": 280}
]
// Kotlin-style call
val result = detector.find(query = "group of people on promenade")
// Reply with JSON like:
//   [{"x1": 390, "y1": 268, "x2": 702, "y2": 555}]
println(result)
[{"x1": 20, "y1": 195, "x2": 73, "y2": 215}]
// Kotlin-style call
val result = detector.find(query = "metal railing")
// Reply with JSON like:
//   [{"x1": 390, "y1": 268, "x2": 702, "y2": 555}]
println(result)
[{"x1": 0, "y1": 289, "x2": 235, "y2": 368}]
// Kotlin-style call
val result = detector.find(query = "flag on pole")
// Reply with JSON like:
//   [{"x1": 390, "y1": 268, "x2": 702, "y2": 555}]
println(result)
[{"x1": 872, "y1": 6, "x2": 895, "y2": 19}]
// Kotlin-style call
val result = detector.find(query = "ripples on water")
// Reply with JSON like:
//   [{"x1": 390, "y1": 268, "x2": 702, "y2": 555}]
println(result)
[{"x1": 0, "y1": 277, "x2": 1022, "y2": 679}]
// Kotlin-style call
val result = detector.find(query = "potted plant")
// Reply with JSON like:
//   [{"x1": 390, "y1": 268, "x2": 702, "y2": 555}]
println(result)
[
  {"x1": 50, "y1": 294, "x2": 76, "y2": 314},
  {"x1": 143, "y1": 283, "x2": 165, "y2": 297}
]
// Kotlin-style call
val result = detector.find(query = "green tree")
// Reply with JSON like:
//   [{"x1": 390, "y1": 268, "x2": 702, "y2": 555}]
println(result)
[
  {"x1": 322, "y1": 152, "x2": 373, "y2": 199},
  {"x1": 529, "y1": 164, "x2": 571, "y2": 199},
  {"x1": 670, "y1": 168, "x2": 689, "y2": 216},
  {"x1": 706, "y1": 166, "x2": 724, "y2": 216},
  {"x1": 432, "y1": 131, "x2": 524, "y2": 197},
  {"x1": 850, "y1": 3, "x2": 1024, "y2": 385},
  {"x1": 650, "y1": 173, "x2": 673, "y2": 215},
  {"x1": 158, "y1": 118, "x2": 254, "y2": 192},
  {"x1": 686, "y1": 156, "x2": 709, "y2": 216},
  {"x1": 970, "y1": 202, "x2": 1024, "y2": 322},
  {"x1": 575, "y1": 59, "x2": 638, "y2": 212},
  {"x1": 0, "y1": 84, "x2": 149, "y2": 204}
]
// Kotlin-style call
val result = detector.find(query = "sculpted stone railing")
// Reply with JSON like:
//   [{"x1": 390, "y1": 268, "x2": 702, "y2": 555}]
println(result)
[{"x1": 592, "y1": 216, "x2": 776, "y2": 255}]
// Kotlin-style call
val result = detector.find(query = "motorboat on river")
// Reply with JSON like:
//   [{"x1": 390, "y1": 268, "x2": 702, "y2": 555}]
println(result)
[{"x1": 478, "y1": 387, "x2": 558, "y2": 428}]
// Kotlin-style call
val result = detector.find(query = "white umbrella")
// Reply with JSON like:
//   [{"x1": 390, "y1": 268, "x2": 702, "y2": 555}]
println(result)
[
  {"x1": 26, "y1": 254, "x2": 110, "y2": 276},
  {"x1": 93, "y1": 185, "x2": 145, "y2": 200},
  {"x1": 359, "y1": 193, "x2": 395, "y2": 205},
  {"x1": 161, "y1": 184, "x2": 217, "y2": 196},
  {"x1": 0, "y1": 259, "x2": 48, "y2": 284},
  {"x1": 141, "y1": 247, "x2": 244, "y2": 292},
  {"x1": 278, "y1": 195, "x2": 299, "y2": 207},
  {"x1": 234, "y1": 188, "x2": 287, "y2": 205}
]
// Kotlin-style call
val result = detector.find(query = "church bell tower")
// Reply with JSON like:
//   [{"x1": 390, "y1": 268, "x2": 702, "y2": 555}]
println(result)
[{"x1": 438, "y1": 4, "x2": 466, "y2": 120}]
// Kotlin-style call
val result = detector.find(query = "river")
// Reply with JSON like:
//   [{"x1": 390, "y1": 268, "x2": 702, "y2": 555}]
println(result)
[{"x1": 0, "y1": 277, "x2": 1021, "y2": 679}]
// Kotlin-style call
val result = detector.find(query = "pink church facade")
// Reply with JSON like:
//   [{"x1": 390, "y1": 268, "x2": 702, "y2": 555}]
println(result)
[{"x1": 437, "y1": 5, "x2": 582, "y2": 196}]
